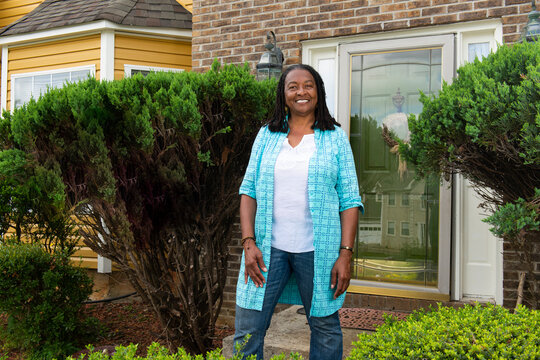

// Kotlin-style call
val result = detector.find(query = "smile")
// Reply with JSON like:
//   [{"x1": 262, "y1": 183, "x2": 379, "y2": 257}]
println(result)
[{"x1": 296, "y1": 99, "x2": 309, "y2": 103}]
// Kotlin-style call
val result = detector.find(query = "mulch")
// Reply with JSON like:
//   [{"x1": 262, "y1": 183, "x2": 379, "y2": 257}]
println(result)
[{"x1": 1, "y1": 302, "x2": 408, "y2": 359}]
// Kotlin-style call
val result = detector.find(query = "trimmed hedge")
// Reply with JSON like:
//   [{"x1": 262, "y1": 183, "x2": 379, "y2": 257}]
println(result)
[
  {"x1": 0, "y1": 243, "x2": 97, "y2": 359},
  {"x1": 348, "y1": 303, "x2": 539, "y2": 359}
]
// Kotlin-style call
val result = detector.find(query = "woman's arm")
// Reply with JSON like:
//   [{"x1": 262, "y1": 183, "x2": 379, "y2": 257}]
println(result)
[
  {"x1": 240, "y1": 194, "x2": 267, "y2": 287},
  {"x1": 330, "y1": 206, "x2": 359, "y2": 299}
]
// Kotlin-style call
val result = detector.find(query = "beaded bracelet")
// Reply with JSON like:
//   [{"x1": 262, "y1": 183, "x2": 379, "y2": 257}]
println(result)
[{"x1": 241, "y1": 236, "x2": 256, "y2": 247}]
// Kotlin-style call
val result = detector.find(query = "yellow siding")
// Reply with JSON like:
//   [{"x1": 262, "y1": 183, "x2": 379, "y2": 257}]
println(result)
[
  {"x1": 0, "y1": 0, "x2": 44, "y2": 29},
  {"x1": 7, "y1": 34, "x2": 101, "y2": 110},
  {"x1": 176, "y1": 0, "x2": 192, "y2": 13},
  {"x1": 114, "y1": 34, "x2": 191, "y2": 80}
]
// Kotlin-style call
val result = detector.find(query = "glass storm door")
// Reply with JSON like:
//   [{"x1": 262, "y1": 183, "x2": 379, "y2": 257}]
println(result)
[{"x1": 338, "y1": 35, "x2": 453, "y2": 294}]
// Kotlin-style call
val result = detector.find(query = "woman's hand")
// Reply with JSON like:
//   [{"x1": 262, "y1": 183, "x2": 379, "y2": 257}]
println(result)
[
  {"x1": 331, "y1": 250, "x2": 352, "y2": 299},
  {"x1": 244, "y1": 239, "x2": 267, "y2": 287}
]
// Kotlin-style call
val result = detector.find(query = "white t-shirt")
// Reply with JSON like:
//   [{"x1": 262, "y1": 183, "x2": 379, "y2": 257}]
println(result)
[{"x1": 271, "y1": 134, "x2": 316, "y2": 253}]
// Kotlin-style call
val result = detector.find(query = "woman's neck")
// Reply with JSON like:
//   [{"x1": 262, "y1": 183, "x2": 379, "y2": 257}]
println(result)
[{"x1": 288, "y1": 115, "x2": 315, "y2": 134}]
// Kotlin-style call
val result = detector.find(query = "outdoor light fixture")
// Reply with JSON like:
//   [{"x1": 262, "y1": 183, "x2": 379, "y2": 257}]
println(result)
[
  {"x1": 521, "y1": 0, "x2": 540, "y2": 42},
  {"x1": 256, "y1": 31, "x2": 284, "y2": 81}
]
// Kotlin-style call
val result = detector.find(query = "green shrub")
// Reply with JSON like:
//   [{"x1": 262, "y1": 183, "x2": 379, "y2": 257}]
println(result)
[
  {"x1": 348, "y1": 303, "x2": 540, "y2": 359},
  {"x1": 0, "y1": 243, "x2": 97, "y2": 359},
  {"x1": 66, "y1": 342, "x2": 302, "y2": 360}
]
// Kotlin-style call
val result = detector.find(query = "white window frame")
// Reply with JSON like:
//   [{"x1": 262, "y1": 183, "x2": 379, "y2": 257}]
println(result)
[
  {"x1": 302, "y1": 19, "x2": 503, "y2": 300},
  {"x1": 387, "y1": 221, "x2": 395, "y2": 236},
  {"x1": 401, "y1": 193, "x2": 410, "y2": 207},
  {"x1": 400, "y1": 221, "x2": 410, "y2": 237},
  {"x1": 124, "y1": 64, "x2": 184, "y2": 77},
  {"x1": 10, "y1": 65, "x2": 95, "y2": 109}
]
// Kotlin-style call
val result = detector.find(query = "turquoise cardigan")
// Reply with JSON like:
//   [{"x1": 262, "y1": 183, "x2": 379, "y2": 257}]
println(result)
[{"x1": 237, "y1": 125, "x2": 363, "y2": 317}]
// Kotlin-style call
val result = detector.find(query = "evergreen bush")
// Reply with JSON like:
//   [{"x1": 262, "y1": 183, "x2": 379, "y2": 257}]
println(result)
[
  {"x1": 399, "y1": 40, "x2": 540, "y2": 307},
  {"x1": 348, "y1": 303, "x2": 540, "y2": 359},
  {"x1": 2, "y1": 62, "x2": 276, "y2": 353},
  {"x1": 0, "y1": 243, "x2": 96, "y2": 359}
]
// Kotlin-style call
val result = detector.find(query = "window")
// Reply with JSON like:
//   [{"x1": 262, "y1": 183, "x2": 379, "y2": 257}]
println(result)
[
  {"x1": 387, "y1": 221, "x2": 395, "y2": 236},
  {"x1": 388, "y1": 193, "x2": 396, "y2": 206},
  {"x1": 401, "y1": 222, "x2": 410, "y2": 237},
  {"x1": 124, "y1": 64, "x2": 184, "y2": 77},
  {"x1": 11, "y1": 66, "x2": 94, "y2": 109},
  {"x1": 401, "y1": 193, "x2": 410, "y2": 207}
]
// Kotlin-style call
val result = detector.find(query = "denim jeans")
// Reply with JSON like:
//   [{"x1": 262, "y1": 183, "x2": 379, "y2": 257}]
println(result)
[{"x1": 233, "y1": 247, "x2": 342, "y2": 360}]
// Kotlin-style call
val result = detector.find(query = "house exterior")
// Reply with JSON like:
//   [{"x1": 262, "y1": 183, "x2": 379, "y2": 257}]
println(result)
[
  {"x1": 190, "y1": 0, "x2": 537, "y2": 324},
  {"x1": 0, "y1": 0, "x2": 192, "y2": 276}
]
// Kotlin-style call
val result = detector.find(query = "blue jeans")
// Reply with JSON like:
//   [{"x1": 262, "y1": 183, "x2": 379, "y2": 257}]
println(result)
[{"x1": 233, "y1": 247, "x2": 342, "y2": 360}]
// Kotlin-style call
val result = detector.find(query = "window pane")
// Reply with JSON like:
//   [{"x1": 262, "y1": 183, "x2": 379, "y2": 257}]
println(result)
[
  {"x1": 71, "y1": 70, "x2": 90, "y2": 82},
  {"x1": 13, "y1": 77, "x2": 32, "y2": 108},
  {"x1": 350, "y1": 48, "x2": 441, "y2": 288},
  {"x1": 468, "y1": 42, "x2": 490, "y2": 62},
  {"x1": 33, "y1": 74, "x2": 50, "y2": 98},
  {"x1": 52, "y1": 72, "x2": 70, "y2": 88}
]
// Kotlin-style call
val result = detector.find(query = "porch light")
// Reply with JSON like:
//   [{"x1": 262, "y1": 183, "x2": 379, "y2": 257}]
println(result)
[
  {"x1": 256, "y1": 31, "x2": 284, "y2": 81},
  {"x1": 521, "y1": 0, "x2": 540, "y2": 42}
]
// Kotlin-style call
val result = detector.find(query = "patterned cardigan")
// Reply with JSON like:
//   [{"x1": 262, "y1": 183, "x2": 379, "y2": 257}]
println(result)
[{"x1": 237, "y1": 125, "x2": 363, "y2": 317}]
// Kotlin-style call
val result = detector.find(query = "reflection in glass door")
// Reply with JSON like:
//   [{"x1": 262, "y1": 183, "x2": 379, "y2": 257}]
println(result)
[{"x1": 349, "y1": 48, "x2": 442, "y2": 288}]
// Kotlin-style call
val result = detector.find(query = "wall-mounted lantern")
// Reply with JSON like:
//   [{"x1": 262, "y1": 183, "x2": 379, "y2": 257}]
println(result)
[
  {"x1": 522, "y1": 0, "x2": 540, "y2": 42},
  {"x1": 256, "y1": 31, "x2": 284, "y2": 81}
]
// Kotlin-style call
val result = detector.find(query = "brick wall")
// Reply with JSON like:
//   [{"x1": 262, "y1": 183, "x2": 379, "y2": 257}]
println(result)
[
  {"x1": 192, "y1": 0, "x2": 533, "y2": 72},
  {"x1": 194, "y1": 0, "x2": 537, "y2": 324}
]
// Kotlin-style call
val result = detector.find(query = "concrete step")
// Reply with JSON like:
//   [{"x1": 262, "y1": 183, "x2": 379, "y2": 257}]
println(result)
[{"x1": 222, "y1": 305, "x2": 370, "y2": 359}]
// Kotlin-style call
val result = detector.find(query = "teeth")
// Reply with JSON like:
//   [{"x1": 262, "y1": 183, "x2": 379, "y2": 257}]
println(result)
[{"x1": 296, "y1": 100, "x2": 308, "y2": 103}]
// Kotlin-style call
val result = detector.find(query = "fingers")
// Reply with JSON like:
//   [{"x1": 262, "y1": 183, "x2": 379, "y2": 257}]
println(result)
[
  {"x1": 330, "y1": 267, "x2": 337, "y2": 290},
  {"x1": 244, "y1": 247, "x2": 267, "y2": 287},
  {"x1": 333, "y1": 274, "x2": 350, "y2": 299}
]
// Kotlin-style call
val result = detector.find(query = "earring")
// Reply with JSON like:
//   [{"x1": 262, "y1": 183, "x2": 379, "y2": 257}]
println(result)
[{"x1": 284, "y1": 106, "x2": 289, "y2": 123}]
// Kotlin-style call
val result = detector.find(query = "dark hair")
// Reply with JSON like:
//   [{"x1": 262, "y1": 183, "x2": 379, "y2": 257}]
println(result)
[{"x1": 268, "y1": 64, "x2": 340, "y2": 133}]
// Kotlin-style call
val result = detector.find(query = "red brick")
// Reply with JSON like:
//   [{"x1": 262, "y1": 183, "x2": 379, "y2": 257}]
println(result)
[
  {"x1": 244, "y1": 53, "x2": 261, "y2": 62},
  {"x1": 284, "y1": 15, "x2": 307, "y2": 25},
  {"x1": 368, "y1": 0, "x2": 391, "y2": 5},
  {"x1": 321, "y1": 3, "x2": 344, "y2": 11},
  {"x1": 333, "y1": 26, "x2": 357, "y2": 36},
  {"x1": 308, "y1": 0, "x2": 329, "y2": 5},
  {"x1": 220, "y1": 25, "x2": 240, "y2": 34},
  {"x1": 459, "y1": 10, "x2": 488, "y2": 21},
  {"x1": 212, "y1": 4, "x2": 231, "y2": 12},
  {"x1": 421, "y1": 6, "x2": 447, "y2": 16},
  {"x1": 232, "y1": 16, "x2": 253, "y2": 25},
  {"x1": 409, "y1": 17, "x2": 432, "y2": 27},
  {"x1": 381, "y1": 2, "x2": 407, "y2": 12},
  {"x1": 448, "y1": 3, "x2": 473, "y2": 12},
  {"x1": 355, "y1": 6, "x2": 379, "y2": 15},
  {"x1": 357, "y1": 23, "x2": 383, "y2": 33},
  {"x1": 263, "y1": 19, "x2": 284, "y2": 27},
  {"x1": 331, "y1": 10, "x2": 353, "y2": 19},
  {"x1": 253, "y1": 0, "x2": 275, "y2": 5},
  {"x1": 394, "y1": 10, "x2": 421, "y2": 19},
  {"x1": 221, "y1": 10, "x2": 241, "y2": 19},
  {"x1": 275, "y1": 9, "x2": 297, "y2": 19},
  {"x1": 201, "y1": 43, "x2": 222, "y2": 51},
  {"x1": 474, "y1": 0, "x2": 504, "y2": 8},
  {"x1": 505, "y1": 0, "x2": 530, "y2": 4},
  {"x1": 343, "y1": 0, "x2": 368, "y2": 8},
  {"x1": 368, "y1": 13, "x2": 393, "y2": 22},
  {"x1": 285, "y1": 56, "x2": 301, "y2": 65},
  {"x1": 211, "y1": 19, "x2": 231, "y2": 27},
  {"x1": 433, "y1": 14, "x2": 458, "y2": 24},
  {"x1": 308, "y1": 13, "x2": 331, "y2": 21},
  {"x1": 432, "y1": 0, "x2": 457, "y2": 4},
  {"x1": 297, "y1": 6, "x2": 319, "y2": 15},
  {"x1": 240, "y1": 22, "x2": 262, "y2": 31},
  {"x1": 308, "y1": 29, "x2": 334, "y2": 39},
  {"x1": 489, "y1": 6, "x2": 519, "y2": 17},
  {"x1": 253, "y1": 13, "x2": 273, "y2": 22},
  {"x1": 320, "y1": 19, "x2": 343, "y2": 28},
  {"x1": 297, "y1": 22, "x2": 319, "y2": 31},
  {"x1": 240, "y1": 7, "x2": 259, "y2": 16},
  {"x1": 384, "y1": 19, "x2": 409, "y2": 30},
  {"x1": 407, "y1": 0, "x2": 431, "y2": 9},
  {"x1": 343, "y1": 16, "x2": 368, "y2": 26},
  {"x1": 262, "y1": 3, "x2": 284, "y2": 12}
]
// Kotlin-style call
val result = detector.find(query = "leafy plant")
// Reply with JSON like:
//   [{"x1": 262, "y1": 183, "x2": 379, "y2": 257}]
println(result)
[
  {"x1": 3, "y1": 62, "x2": 276, "y2": 354},
  {"x1": 0, "y1": 243, "x2": 96, "y2": 359},
  {"x1": 399, "y1": 40, "x2": 540, "y2": 308},
  {"x1": 348, "y1": 303, "x2": 540, "y2": 359},
  {"x1": 66, "y1": 342, "x2": 303, "y2": 360}
]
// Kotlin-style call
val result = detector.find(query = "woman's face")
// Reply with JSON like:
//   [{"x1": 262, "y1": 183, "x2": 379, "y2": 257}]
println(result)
[{"x1": 284, "y1": 69, "x2": 318, "y2": 119}]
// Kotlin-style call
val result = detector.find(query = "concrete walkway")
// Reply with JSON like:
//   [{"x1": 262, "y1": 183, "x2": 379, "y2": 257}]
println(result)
[{"x1": 222, "y1": 305, "x2": 370, "y2": 359}]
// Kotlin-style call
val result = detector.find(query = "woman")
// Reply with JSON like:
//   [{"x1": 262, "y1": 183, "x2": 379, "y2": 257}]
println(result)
[{"x1": 234, "y1": 64, "x2": 363, "y2": 360}]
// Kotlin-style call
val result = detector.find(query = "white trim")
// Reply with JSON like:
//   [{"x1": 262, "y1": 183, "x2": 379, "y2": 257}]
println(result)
[
  {"x1": 10, "y1": 64, "x2": 95, "y2": 109},
  {"x1": 124, "y1": 64, "x2": 185, "y2": 77},
  {"x1": 400, "y1": 221, "x2": 410, "y2": 237},
  {"x1": 1, "y1": 46, "x2": 7, "y2": 112},
  {"x1": 0, "y1": 20, "x2": 191, "y2": 47},
  {"x1": 100, "y1": 30, "x2": 115, "y2": 81}
]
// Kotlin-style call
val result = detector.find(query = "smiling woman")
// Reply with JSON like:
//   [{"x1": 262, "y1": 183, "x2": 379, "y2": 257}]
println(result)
[{"x1": 233, "y1": 64, "x2": 364, "y2": 360}]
